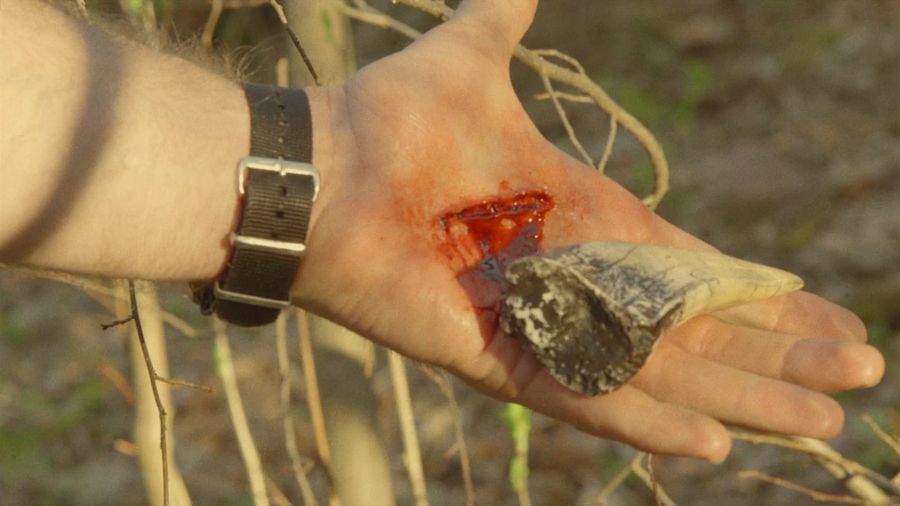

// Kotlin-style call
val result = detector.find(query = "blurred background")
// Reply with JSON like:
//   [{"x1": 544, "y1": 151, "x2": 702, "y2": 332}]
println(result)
[{"x1": 1, "y1": 0, "x2": 897, "y2": 504}]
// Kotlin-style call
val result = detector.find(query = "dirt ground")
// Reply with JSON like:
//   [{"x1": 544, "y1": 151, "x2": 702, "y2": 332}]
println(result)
[{"x1": 1, "y1": 1, "x2": 898, "y2": 505}]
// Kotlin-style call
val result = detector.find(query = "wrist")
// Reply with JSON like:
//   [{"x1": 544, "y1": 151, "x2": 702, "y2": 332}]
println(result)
[{"x1": 292, "y1": 85, "x2": 355, "y2": 301}]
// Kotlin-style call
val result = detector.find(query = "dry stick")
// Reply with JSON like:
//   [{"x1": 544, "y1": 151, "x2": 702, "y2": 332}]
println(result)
[
  {"x1": 120, "y1": 280, "x2": 170, "y2": 506},
  {"x1": 794, "y1": 436, "x2": 893, "y2": 505},
  {"x1": 534, "y1": 91, "x2": 593, "y2": 103},
  {"x1": 268, "y1": 0, "x2": 320, "y2": 85},
  {"x1": 295, "y1": 309, "x2": 333, "y2": 468},
  {"x1": 645, "y1": 454, "x2": 663, "y2": 506},
  {"x1": 629, "y1": 452, "x2": 675, "y2": 506},
  {"x1": 597, "y1": 115, "x2": 618, "y2": 174},
  {"x1": 341, "y1": 2, "x2": 423, "y2": 39},
  {"x1": 266, "y1": 476, "x2": 294, "y2": 506},
  {"x1": 75, "y1": 0, "x2": 88, "y2": 17},
  {"x1": 389, "y1": 351, "x2": 429, "y2": 506},
  {"x1": 275, "y1": 312, "x2": 318, "y2": 506},
  {"x1": 594, "y1": 453, "x2": 641, "y2": 506},
  {"x1": 862, "y1": 415, "x2": 900, "y2": 456},
  {"x1": 213, "y1": 319, "x2": 271, "y2": 506},
  {"x1": 418, "y1": 366, "x2": 475, "y2": 506},
  {"x1": 738, "y1": 471, "x2": 877, "y2": 506},
  {"x1": 532, "y1": 90, "x2": 617, "y2": 173},
  {"x1": 393, "y1": 0, "x2": 670, "y2": 209},
  {"x1": 537, "y1": 70, "x2": 595, "y2": 167},
  {"x1": 201, "y1": 0, "x2": 224, "y2": 48},
  {"x1": 730, "y1": 431, "x2": 900, "y2": 497}
]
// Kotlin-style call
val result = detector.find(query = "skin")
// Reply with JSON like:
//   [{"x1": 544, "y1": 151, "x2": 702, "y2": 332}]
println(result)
[{"x1": 0, "y1": 0, "x2": 885, "y2": 463}]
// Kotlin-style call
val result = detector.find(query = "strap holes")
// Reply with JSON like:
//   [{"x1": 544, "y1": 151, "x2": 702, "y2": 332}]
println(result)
[
  {"x1": 278, "y1": 120, "x2": 287, "y2": 127},
  {"x1": 276, "y1": 209, "x2": 285, "y2": 218},
  {"x1": 277, "y1": 136, "x2": 285, "y2": 144},
  {"x1": 280, "y1": 186, "x2": 288, "y2": 196}
]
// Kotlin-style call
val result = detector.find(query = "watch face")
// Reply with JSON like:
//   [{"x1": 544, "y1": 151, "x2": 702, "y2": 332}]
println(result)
[{"x1": 500, "y1": 241, "x2": 803, "y2": 395}]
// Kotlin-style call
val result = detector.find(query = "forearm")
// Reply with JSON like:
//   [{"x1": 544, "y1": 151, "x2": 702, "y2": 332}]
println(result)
[{"x1": 0, "y1": 0, "x2": 340, "y2": 284}]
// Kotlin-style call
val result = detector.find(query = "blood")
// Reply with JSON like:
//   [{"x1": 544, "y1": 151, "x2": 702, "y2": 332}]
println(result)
[{"x1": 438, "y1": 191, "x2": 555, "y2": 341}]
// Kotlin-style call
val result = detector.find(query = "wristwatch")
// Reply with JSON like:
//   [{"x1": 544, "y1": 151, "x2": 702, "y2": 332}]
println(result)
[{"x1": 192, "y1": 83, "x2": 319, "y2": 326}]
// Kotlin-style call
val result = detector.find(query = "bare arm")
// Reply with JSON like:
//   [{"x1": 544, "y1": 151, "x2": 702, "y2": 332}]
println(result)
[{"x1": 0, "y1": 0, "x2": 338, "y2": 282}]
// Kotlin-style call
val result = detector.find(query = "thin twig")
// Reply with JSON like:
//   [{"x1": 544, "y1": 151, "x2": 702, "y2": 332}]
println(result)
[
  {"x1": 538, "y1": 71, "x2": 594, "y2": 166},
  {"x1": 155, "y1": 376, "x2": 214, "y2": 393},
  {"x1": 597, "y1": 114, "x2": 618, "y2": 174},
  {"x1": 534, "y1": 91, "x2": 593, "y2": 103},
  {"x1": 265, "y1": 475, "x2": 293, "y2": 506},
  {"x1": 594, "y1": 453, "x2": 641, "y2": 505},
  {"x1": 418, "y1": 366, "x2": 475, "y2": 506},
  {"x1": 533, "y1": 90, "x2": 618, "y2": 173},
  {"x1": 730, "y1": 431, "x2": 900, "y2": 497},
  {"x1": 340, "y1": 2, "x2": 424, "y2": 41},
  {"x1": 213, "y1": 318, "x2": 270, "y2": 506},
  {"x1": 295, "y1": 309, "x2": 332, "y2": 467},
  {"x1": 269, "y1": 0, "x2": 320, "y2": 85},
  {"x1": 533, "y1": 48, "x2": 588, "y2": 76},
  {"x1": 126, "y1": 280, "x2": 170, "y2": 506},
  {"x1": 630, "y1": 452, "x2": 675, "y2": 506},
  {"x1": 102, "y1": 315, "x2": 135, "y2": 329},
  {"x1": 794, "y1": 436, "x2": 894, "y2": 505},
  {"x1": 862, "y1": 415, "x2": 900, "y2": 456},
  {"x1": 646, "y1": 454, "x2": 662, "y2": 506},
  {"x1": 201, "y1": 0, "x2": 223, "y2": 48},
  {"x1": 389, "y1": 351, "x2": 429, "y2": 506},
  {"x1": 97, "y1": 360, "x2": 136, "y2": 405},
  {"x1": 276, "y1": 312, "x2": 318, "y2": 506},
  {"x1": 75, "y1": 0, "x2": 88, "y2": 17},
  {"x1": 738, "y1": 471, "x2": 876, "y2": 505}
]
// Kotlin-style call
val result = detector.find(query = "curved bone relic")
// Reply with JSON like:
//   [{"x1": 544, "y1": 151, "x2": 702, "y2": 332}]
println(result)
[{"x1": 500, "y1": 241, "x2": 803, "y2": 396}]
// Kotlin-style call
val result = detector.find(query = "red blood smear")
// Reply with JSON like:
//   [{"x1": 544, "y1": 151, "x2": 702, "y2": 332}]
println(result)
[{"x1": 439, "y1": 191, "x2": 555, "y2": 341}]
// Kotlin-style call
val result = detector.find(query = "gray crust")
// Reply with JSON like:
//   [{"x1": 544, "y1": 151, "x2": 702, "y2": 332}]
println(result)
[{"x1": 500, "y1": 243, "x2": 697, "y2": 395}]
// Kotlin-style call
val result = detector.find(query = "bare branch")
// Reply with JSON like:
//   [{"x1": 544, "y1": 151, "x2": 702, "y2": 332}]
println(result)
[
  {"x1": 213, "y1": 318, "x2": 271, "y2": 506},
  {"x1": 630, "y1": 452, "x2": 675, "y2": 506},
  {"x1": 418, "y1": 366, "x2": 475, "y2": 506},
  {"x1": 862, "y1": 415, "x2": 900, "y2": 457},
  {"x1": 738, "y1": 471, "x2": 877, "y2": 505},
  {"x1": 201, "y1": 0, "x2": 223, "y2": 49},
  {"x1": 295, "y1": 309, "x2": 333, "y2": 469},
  {"x1": 126, "y1": 280, "x2": 171, "y2": 506},
  {"x1": 389, "y1": 351, "x2": 429, "y2": 505},
  {"x1": 276, "y1": 312, "x2": 318, "y2": 506},
  {"x1": 730, "y1": 432, "x2": 900, "y2": 498},
  {"x1": 538, "y1": 70, "x2": 594, "y2": 166},
  {"x1": 594, "y1": 453, "x2": 640, "y2": 505}
]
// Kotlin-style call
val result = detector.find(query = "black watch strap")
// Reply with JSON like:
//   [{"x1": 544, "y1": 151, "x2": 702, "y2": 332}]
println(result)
[{"x1": 192, "y1": 84, "x2": 318, "y2": 326}]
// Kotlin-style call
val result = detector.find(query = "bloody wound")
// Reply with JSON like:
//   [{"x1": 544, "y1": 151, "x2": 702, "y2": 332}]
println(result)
[{"x1": 438, "y1": 191, "x2": 555, "y2": 341}]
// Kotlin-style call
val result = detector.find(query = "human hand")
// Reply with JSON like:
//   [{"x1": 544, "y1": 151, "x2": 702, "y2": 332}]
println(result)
[{"x1": 297, "y1": 0, "x2": 885, "y2": 462}]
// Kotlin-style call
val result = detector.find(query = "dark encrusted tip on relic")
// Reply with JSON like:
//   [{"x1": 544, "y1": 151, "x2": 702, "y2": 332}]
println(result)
[
  {"x1": 500, "y1": 253, "x2": 655, "y2": 396},
  {"x1": 499, "y1": 240, "x2": 804, "y2": 396}
]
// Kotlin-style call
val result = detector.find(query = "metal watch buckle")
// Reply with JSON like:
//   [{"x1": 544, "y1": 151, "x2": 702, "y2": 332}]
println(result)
[
  {"x1": 237, "y1": 155, "x2": 320, "y2": 199},
  {"x1": 211, "y1": 156, "x2": 321, "y2": 310}
]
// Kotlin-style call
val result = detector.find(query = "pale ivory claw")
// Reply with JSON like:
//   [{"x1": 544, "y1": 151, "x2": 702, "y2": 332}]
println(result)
[{"x1": 499, "y1": 241, "x2": 803, "y2": 395}]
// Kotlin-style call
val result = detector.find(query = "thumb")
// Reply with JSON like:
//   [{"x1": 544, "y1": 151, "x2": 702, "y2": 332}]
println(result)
[{"x1": 439, "y1": 0, "x2": 538, "y2": 63}]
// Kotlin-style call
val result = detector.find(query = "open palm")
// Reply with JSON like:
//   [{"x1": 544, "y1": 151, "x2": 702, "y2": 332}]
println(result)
[{"x1": 294, "y1": 0, "x2": 884, "y2": 461}]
